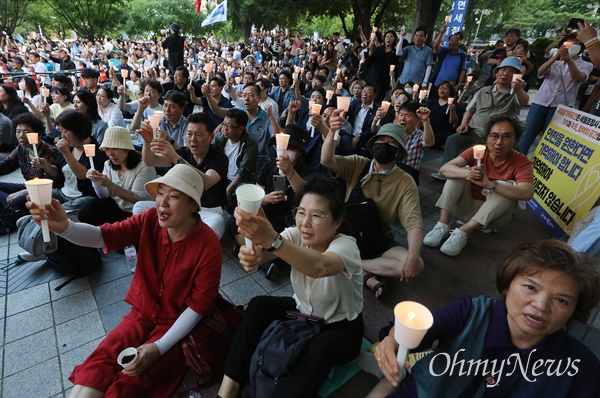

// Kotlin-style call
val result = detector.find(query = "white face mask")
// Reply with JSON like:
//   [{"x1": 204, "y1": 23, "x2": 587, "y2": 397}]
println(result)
[
  {"x1": 568, "y1": 44, "x2": 581, "y2": 56},
  {"x1": 405, "y1": 87, "x2": 413, "y2": 94}
]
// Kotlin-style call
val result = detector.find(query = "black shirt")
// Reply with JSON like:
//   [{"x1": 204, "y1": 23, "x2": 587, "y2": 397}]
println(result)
[
  {"x1": 162, "y1": 34, "x2": 185, "y2": 70},
  {"x1": 176, "y1": 145, "x2": 228, "y2": 208}
]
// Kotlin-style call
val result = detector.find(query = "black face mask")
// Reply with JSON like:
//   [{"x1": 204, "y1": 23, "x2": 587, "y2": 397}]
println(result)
[{"x1": 372, "y1": 142, "x2": 398, "y2": 164}]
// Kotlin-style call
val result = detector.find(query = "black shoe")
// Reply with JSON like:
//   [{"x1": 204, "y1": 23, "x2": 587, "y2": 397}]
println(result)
[
  {"x1": 260, "y1": 262, "x2": 276, "y2": 280},
  {"x1": 232, "y1": 243, "x2": 240, "y2": 257}
]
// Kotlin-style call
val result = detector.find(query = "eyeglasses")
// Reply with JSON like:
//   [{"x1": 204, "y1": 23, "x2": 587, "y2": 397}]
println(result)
[
  {"x1": 292, "y1": 208, "x2": 331, "y2": 225},
  {"x1": 488, "y1": 134, "x2": 514, "y2": 142},
  {"x1": 222, "y1": 124, "x2": 241, "y2": 130}
]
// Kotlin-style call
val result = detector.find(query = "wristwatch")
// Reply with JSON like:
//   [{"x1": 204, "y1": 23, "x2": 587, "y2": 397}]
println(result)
[
  {"x1": 265, "y1": 234, "x2": 283, "y2": 252},
  {"x1": 173, "y1": 156, "x2": 185, "y2": 166}
]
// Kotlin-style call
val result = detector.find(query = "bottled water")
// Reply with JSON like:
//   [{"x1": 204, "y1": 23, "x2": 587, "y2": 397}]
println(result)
[{"x1": 124, "y1": 245, "x2": 137, "y2": 273}]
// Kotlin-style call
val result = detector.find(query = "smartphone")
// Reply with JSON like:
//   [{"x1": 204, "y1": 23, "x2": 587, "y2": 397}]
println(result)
[
  {"x1": 286, "y1": 310, "x2": 324, "y2": 324},
  {"x1": 567, "y1": 18, "x2": 584, "y2": 30},
  {"x1": 273, "y1": 175, "x2": 287, "y2": 192}
]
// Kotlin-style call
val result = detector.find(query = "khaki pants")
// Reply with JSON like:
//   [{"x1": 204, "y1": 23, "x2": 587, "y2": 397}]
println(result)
[{"x1": 435, "y1": 178, "x2": 516, "y2": 229}]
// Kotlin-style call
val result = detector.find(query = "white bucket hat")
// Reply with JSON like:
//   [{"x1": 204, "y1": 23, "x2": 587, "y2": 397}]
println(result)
[
  {"x1": 144, "y1": 164, "x2": 203, "y2": 208},
  {"x1": 100, "y1": 127, "x2": 135, "y2": 151}
]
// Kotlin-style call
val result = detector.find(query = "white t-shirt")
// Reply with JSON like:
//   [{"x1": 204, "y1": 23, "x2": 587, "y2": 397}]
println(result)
[
  {"x1": 128, "y1": 101, "x2": 163, "y2": 120},
  {"x1": 60, "y1": 164, "x2": 82, "y2": 198},
  {"x1": 282, "y1": 227, "x2": 363, "y2": 324},
  {"x1": 224, "y1": 139, "x2": 241, "y2": 181}
]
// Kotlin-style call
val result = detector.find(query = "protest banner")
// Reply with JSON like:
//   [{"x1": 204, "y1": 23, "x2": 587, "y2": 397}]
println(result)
[{"x1": 527, "y1": 105, "x2": 600, "y2": 239}]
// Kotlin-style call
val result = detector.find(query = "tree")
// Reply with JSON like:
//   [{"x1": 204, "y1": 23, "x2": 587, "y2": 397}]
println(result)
[
  {"x1": 0, "y1": 0, "x2": 32, "y2": 36},
  {"x1": 123, "y1": 0, "x2": 203, "y2": 38},
  {"x1": 42, "y1": 0, "x2": 126, "y2": 40}
]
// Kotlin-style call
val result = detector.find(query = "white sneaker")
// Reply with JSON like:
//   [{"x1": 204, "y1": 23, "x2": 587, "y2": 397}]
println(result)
[
  {"x1": 423, "y1": 222, "x2": 450, "y2": 247},
  {"x1": 17, "y1": 251, "x2": 46, "y2": 262},
  {"x1": 431, "y1": 172, "x2": 447, "y2": 181},
  {"x1": 440, "y1": 229, "x2": 468, "y2": 256}
]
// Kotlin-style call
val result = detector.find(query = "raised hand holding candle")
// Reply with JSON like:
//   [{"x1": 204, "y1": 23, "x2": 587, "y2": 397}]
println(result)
[
  {"x1": 26, "y1": 133, "x2": 39, "y2": 158},
  {"x1": 418, "y1": 89, "x2": 427, "y2": 101},
  {"x1": 25, "y1": 178, "x2": 54, "y2": 242},
  {"x1": 390, "y1": 64, "x2": 395, "y2": 72},
  {"x1": 333, "y1": 97, "x2": 351, "y2": 141},
  {"x1": 235, "y1": 184, "x2": 265, "y2": 249},
  {"x1": 510, "y1": 74, "x2": 522, "y2": 94},
  {"x1": 393, "y1": 301, "x2": 434, "y2": 381},
  {"x1": 446, "y1": 97, "x2": 454, "y2": 115},
  {"x1": 473, "y1": 144, "x2": 486, "y2": 167}
]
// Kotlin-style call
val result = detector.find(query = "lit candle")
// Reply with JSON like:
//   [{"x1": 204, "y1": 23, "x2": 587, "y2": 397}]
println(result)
[
  {"x1": 406, "y1": 311, "x2": 416, "y2": 327},
  {"x1": 41, "y1": 87, "x2": 50, "y2": 105},
  {"x1": 26, "y1": 133, "x2": 39, "y2": 158},
  {"x1": 467, "y1": 75, "x2": 473, "y2": 83},
  {"x1": 122, "y1": 69, "x2": 129, "y2": 79},
  {"x1": 336, "y1": 82, "x2": 342, "y2": 91},
  {"x1": 235, "y1": 76, "x2": 241, "y2": 85},
  {"x1": 334, "y1": 96, "x2": 351, "y2": 141},
  {"x1": 326, "y1": 90, "x2": 333, "y2": 101},
  {"x1": 25, "y1": 178, "x2": 54, "y2": 242},
  {"x1": 83, "y1": 144, "x2": 96, "y2": 170},
  {"x1": 473, "y1": 144, "x2": 486, "y2": 167},
  {"x1": 445, "y1": 15, "x2": 451, "y2": 22},
  {"x1": 381, "y1": 101, "x2": 391, "y2": 112},
  {"x1": 275, "y1": 133, "x2": 290, "y2": 175},
  {"x1": 563, "y1": 42, "x2": 573, "y2": 50},
  {"x1": 413, "y1": 84, "x2": 419, "y2": 94},
  {"x1": 510, "y1": 74, "x2": 522, "y2": 94},
  {"x1": 390, "y1": 64, "x2": 395, "y2": 72},
  {"x1": 418, "y1": 89, "x2": 427, "y2": 100},
  {"x1": 446, "y1": 97, "x2": 454, "y2": 115}
]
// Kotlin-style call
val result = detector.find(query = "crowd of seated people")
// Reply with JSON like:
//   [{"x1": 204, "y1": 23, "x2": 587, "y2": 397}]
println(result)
[{"x1": 2, "y1": 17, "x2": 598, "y2": 397}]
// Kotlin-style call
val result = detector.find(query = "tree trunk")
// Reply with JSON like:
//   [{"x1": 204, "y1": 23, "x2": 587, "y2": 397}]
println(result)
[
  {"x1": 414, "y1": 0, "x2": 443, "y2": 42},
  {"x1": 240, "y1": 19, "x2": 252, "y2": 44},
  {"x1": 352, "y1": 0, "x2": 373, "y2": 37}
]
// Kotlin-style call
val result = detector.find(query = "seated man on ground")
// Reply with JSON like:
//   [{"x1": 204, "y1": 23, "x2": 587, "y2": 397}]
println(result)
[
  {"x1": 431, "y1": 57, "x2": 528, "y2": 180},
  {"x1": 136, "y1": 112, "x2": 228, "y2": 239},
  {"x1": 423, "y1": 115, "x2": 534, "y2": 256},
  {"x1": 322, "y1": 119, "x2": 425, "y2": 298}
]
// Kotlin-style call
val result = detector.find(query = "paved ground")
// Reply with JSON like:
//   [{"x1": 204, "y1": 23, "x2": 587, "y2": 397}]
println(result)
[{"x1": 0, "y1": 142, "x2": 598, "y2": 397}]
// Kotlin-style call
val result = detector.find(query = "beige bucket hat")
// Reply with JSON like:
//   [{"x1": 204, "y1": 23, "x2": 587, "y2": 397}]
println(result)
[
  {"x1": 144, "y1": 164, "x2": 204, "y2": 208},
  {"x1": 100, "y1": 126, "x2": 135, "y2": 151}
]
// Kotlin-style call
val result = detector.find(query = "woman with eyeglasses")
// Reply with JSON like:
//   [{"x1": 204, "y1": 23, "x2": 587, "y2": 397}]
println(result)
[{"x1": 218, "y1": 174, "x2": 364, "y2": 398}]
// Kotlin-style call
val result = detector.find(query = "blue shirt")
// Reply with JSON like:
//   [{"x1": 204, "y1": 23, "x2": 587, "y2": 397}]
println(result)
[
  {"x1": 246, "y1": 108, "x2": 273, "y2": 166},
  {"x1": 399, "y1": 44, "x2": 434, "y2": 85},
  {"x1": 434, "y1": 47, "x2": 467, "y2": 86},
  {"x1": 161, "y1": 115, "x2": 188, "y2": 147}
]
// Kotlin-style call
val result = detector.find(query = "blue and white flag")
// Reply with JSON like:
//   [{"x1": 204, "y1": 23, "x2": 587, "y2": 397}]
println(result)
[{"x1": 201, "y1": 0, "x2": 227, "y2": 27}]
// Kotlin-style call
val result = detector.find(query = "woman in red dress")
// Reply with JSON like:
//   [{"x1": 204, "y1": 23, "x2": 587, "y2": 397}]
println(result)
[{"x1": 28, "y1": 164, "x2": 222, "y2": 398}]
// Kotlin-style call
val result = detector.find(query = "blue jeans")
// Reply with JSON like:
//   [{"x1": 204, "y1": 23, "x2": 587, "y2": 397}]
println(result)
[
  {"x1": 519, "y1": 103, "x2": 557, "y2": 154},
  {"x1": 0, "y1": 182, "x2": 27, "y2": 211}
]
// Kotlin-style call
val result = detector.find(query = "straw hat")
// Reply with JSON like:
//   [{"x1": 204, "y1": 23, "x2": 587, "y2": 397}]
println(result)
[
  {"x1": 100, "y1": 127, "x2": 135, "y2": 151},
  {"x1": 145, "y1": 164, "x2": 204, "y2": 208}
]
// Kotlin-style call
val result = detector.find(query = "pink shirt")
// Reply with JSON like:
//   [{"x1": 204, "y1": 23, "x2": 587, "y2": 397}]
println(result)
[{"x1": 533, "y1": 57, "x2": 592, "y2": 108}]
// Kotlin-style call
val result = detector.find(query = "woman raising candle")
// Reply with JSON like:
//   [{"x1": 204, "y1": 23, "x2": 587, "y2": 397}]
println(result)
[
  {"x1": 219, "y1": 174, "x2": 364, "y2": 398},
  {"x1": 27, "y1": 164, "x2": 222, "y2": 398}
]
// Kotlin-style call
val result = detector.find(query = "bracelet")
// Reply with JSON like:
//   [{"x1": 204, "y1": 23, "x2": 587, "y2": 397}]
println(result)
[
  {"x1": 287, "y1": 169, "x2": 295, "y2": 180},
  {"x1": 585, "y1": 38, "x2": 600, "y2": 49}
]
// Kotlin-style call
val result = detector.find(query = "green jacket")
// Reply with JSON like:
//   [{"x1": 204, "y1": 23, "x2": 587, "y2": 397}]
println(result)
[{"x1": 212, "y1": 130, "x2": 259, "y2": 184}]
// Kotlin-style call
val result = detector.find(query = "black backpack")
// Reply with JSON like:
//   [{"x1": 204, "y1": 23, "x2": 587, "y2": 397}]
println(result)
[
  {"x1": 248, "y1": 319, "x2": 320, "y2": 398},
  {"x1": 45, "y1": 236, "x2": 102, "y2": 277},
  {"x1": 343, "y1": 164, "x2": 386, "y2": 259}
]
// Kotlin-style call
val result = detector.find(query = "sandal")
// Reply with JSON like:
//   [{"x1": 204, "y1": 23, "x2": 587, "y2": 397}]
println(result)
[{"x1": 364, "y1": 272, "x2": 386, "y2": 299}]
